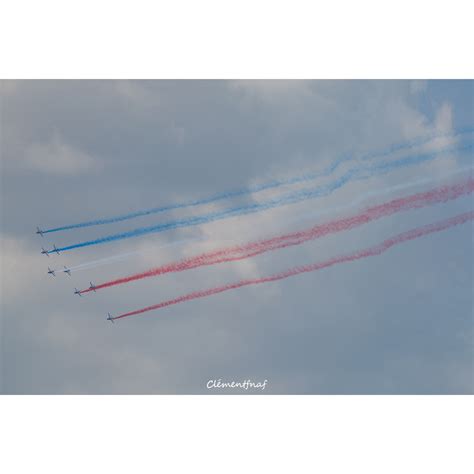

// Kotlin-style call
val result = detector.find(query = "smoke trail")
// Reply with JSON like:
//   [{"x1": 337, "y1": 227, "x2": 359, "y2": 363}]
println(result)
[
  {"x1": 58, "y1": 165, "x2": 474, "y2": 277},
  {"x1": 80, "y1": 177, "x2": 474, "y2": 293},
  {"x1": 283, "y1": 164, "x2": 473, "y2": 228},
  {"x1": 50, "y1": 142, "x2": 473, "y2": 254},
  {"x1": 110, "y1": 211, "x2": 474, "y2": 320},
  {"x1": 41, "y1": 128, "x2": 473, "y2": 234},
  {"x1": 60, "y1": 236, "x2": 207, "y2": 274},
  {"x1": 77, "y1": 165, "x2": 473, "y2": 279},
  {"x1": 60, "y1": 236, "x2": 239, "y2": 275},
  {"x1": 63, "y1": 251, "x2": 140, "y2": 273}
]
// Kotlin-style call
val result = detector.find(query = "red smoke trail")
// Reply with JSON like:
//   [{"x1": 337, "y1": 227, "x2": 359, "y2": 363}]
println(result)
[
  {"x1": 81, "y1": 178, "x2": 474, "y2": 295},
  {"x1": 111, "y1": 211, "x2": 474, "y2": 320}
]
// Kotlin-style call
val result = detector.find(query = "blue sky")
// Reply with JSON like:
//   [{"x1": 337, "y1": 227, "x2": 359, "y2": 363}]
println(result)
[{"x1": 1, "y1": 80, "x2": 473, "y2": 393}]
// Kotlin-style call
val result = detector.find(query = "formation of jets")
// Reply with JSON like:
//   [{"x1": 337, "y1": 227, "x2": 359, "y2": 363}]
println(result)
[
  {"x1": 41, "y1": 245, "x2": 60, "y2": 256},
  {"x1": 46, "y1": 266, "x2": 71, "y2": 277},
  {"x1": 37, "y1": 227, "x2": 112, "y2": 324}
]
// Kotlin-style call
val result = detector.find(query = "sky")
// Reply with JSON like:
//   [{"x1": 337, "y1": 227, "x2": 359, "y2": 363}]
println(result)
[{"x1": 0, "y1": 80, "x2": 473, "y2": 394}]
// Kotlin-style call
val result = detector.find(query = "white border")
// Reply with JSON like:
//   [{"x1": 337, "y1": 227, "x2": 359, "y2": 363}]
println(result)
[
  {"x1": 1, "y1": 0, "x2": 473, "y2": 78},
  {"x1": 1, "y1": 396, "x2": 473, "y2": 473}
]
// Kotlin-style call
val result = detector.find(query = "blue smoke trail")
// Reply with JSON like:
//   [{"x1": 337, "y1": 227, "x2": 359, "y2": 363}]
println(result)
[
  {"x1": 49, "y1": 143, "x2": 473, "y2": 254},
  {"x1": 41, "y1": 128, "x2": 473, "y2": 234}
]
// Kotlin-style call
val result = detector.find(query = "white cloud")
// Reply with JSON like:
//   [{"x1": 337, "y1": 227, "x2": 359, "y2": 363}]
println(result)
[
  {"x1": 24, "y1": 132, "x2": 98, "y2": 175},
  {"x1": 0, "y1": 235, "x2": 43, "y2": 304},
  {"x1": 434, "y1": 102, "x2": 454, "y2": 132}
]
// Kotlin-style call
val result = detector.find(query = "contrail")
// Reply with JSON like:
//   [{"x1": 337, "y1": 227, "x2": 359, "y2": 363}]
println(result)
[
  {"x1": 55, "y1": 165, "x2": 473, "y2": 277},
  {"x1": 80, "y1": 177, "x2": 474, "y2": 293},
  {"x1": 61, "y1": 251, "x2": 140, "y2": 273},
  {"x1": 55, "y1": 236, "x2": 208, "y2": 274},
  {"x1": 40, "y1": 128, "x2": 473, "y2": 234},
  {"x1": 281, "y1": 164, "x2": 473, "y2": 228},
  {"x1": 49, "y1": 142, "x2": 473, "y2": 255},
  {"x1": 109, "y1": 211, "x2": 474, "y2": 320},
  {"x1": 76, "y1": 163, "x2": 474, "y2": 278}
]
